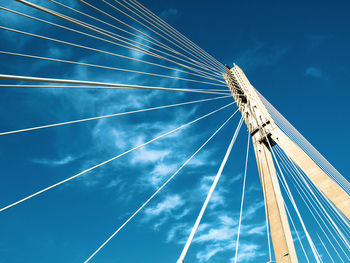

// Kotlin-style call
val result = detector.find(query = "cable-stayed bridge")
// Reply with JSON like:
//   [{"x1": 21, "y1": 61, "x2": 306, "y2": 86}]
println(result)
[{"x1": 0, "y1": 1, "x2": 349, "y2": 263}]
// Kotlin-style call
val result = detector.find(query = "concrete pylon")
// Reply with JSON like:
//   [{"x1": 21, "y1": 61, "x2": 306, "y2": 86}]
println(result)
[{"x1": 224, "y1": 64, "x2": 350, "y2": 262}]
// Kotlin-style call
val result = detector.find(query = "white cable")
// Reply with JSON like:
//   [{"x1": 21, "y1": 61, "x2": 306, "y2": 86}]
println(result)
[
  {"x1": 278, "y1": 145, "x2": 350, "y2": 235},
  {"x1": 76, "y1": 0, "x2": 225, "y2": 79},
  {"x1": 14, "y1": 0, "x2": 225, "y2": 80},
  {"x1": 177, "y1": 117, "x2": 243, "y2": 263},
  {"x1": 0, "y1": 24, "x2": 223, "y2": 84},
  {"x1": 277, "y1": 150, "x2": 347, "y2": 262},
  {"x1": 317, "y1": 234, "x2": 335, "y2": 263},
  {"x1": 270, "y1": 109, "x2": 350, "y2": 227},
  {"x1": 0, "y1": 50, "x2": 225, "y2": 87},
  {"x1": 125, "y1": 0, "x2": 225, "y2": 71},
  {"x1": 122, "y1": 0, "x2": 224, "y2": 75},
  {"x1": 0, "y1": 95, "x2": 232, "y2": 136},
  {"x1": 234, "y1": 132, "x2": 250, "y2": 263},
  {"x1": 196, "y1": 89, "x2": 230, "y2": 93},
  {"x1": 103, "y1": 0, "x2": 223, "y2": 73},
  {"x1": 276, "y1": 146, "x2": 350, "y2": 249},
  {"x1": 256, "y1": 89, "x2": 350, "y2": 192},
  {"x1": 75, "y1": 0, "x2": 174, "y2": 54},
  {"x1": 0, "y1": 74, "x2": 228, "y2": 94},
  {"x1": 0, "y1": 102, "x2": 234, "y2": 213},
  {"x1": 62, "y1": 0, "x2": 225, "y2": 80},
  {"x1": 267, "y1": 142, "x2": 321, "y2": 263},
  {"x1": 284, "y1": 201, "x2": 310, "y2": 263},
  {"x1": 47, "y1": 0, "x2": 171, "y2": 52},
  {"x1": 83, "y1": 109, "x2": 239, "y2": 263},
  {"x1": 316, "y1": 188, "x2": 350, "y2": 235},
  {"x1": 318, "y1": 191, "x2": 350, "y2": 234},
  {"x1": 0, "y1": 83, "x2": 233, "y2": 94},
  {"x1": 116, "y1": 0, "x2": 225, "y2": 72},
  {"x1": 256, "y1": 90, "x2": 350, "y2": 194},
  {"x1": 319, "y1": 193, "x2": 350, "y2": 236},
  {"x1": 0, "y1": 85, "x2": 229, "y2": 96},
  {"x1": 0, "y1": 4, "x2": 224, "y2": 83},
  {"x1": 77, "y1": 0, "x2": 194, "y2": 63},
  {"x1": 258, "y1": 123, "x2": 321, "y2": 262},
  {"x1": 276, "y1": 148, "x2": 350, "y2": 260},
  {"x1": 0, "y1": 84, "x2": 230, "y2": 93}
]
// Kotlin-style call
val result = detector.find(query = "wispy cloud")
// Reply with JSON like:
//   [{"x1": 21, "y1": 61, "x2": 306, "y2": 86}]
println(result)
[
  {"x1": 244, "y1": 224, "x2": 266, "y2": 235},
  {"x1": 305, "y1": 34, "x2": 330, "y2": 48},
  {"x1": 236, "y1": 42, "x2": 288, "y2": 71},
  {"x1": 199, "y1": 175, "x2": 225, "y2": 209},
  {"x1": 149, "y1": 162, "x2": 178, "y2": 186},
  {"x1": 305, "y1": 66, "x2": 323, "y2": 78},
  {"x1": 234, "y1": 243, "x2": 265, "y2": 262},
  {"x1": 131, "y1": 146, "x2": 171, "y2": 164},
  {"x1": 194, "y1": 215, "x2": 235, "y2": 243},
  {"x1": 161, "y1": 8, "x2": 179, "y2": 19},
  {"x1": 197, "y1": 242, "x2": 235, "y2": 262},
  {"x1": 229, "y1": 173, "x2": 243, "y2": 184},
  {"x1": 246, "y1": 183, "x2": 261, "y2": 193},
  {"x1": 142, "y1": 194, "x2": 191, "y2": 231},
  {"x1": 142, "y1": 194, "x2": 185, "y2": 222},
  {"x1": 192, "y1": 209, "x2": 265, "y2": 262},
  {"x1": 166, "y1": 223, "x2": 190, "y2": 243},
  {"x1": 0, "y1": 0, "x2": 79, "y2": 47},
  {"x1": 32, "y1": 155, "x2": 76, "y2": 166},
  {"x1": 243, "y1": 200, "x2": 264, "y2": 219},
  {"x1": 145, "y1": 194, "x2": 184, "y2": 216}
]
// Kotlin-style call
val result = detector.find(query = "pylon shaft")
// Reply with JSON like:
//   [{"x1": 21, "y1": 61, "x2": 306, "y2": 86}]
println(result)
[
  {"x1": 225, "y1": 63, "x2": 350, "y2": 262},
  {"x1": 224, "y1": 65, "x2": 298, "y2": 262},
  {"x1": 252, "y1": 134, "x2": 298, "y2": 263}
]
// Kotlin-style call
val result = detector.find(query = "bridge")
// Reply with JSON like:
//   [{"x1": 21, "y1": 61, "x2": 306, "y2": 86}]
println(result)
[{"x1": 0, "y1": 1, "x2": 349, "y2": 262}]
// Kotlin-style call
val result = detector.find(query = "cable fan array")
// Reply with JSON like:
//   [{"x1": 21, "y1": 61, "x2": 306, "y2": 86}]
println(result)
[{"x1": 0, "y1": 1, "x2": 348, "y2": 263}]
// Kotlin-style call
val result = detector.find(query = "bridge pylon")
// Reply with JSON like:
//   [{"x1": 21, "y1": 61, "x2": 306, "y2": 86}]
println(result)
[{"x1": 224, "y1": 64, "x2": 350, "y2": 262}]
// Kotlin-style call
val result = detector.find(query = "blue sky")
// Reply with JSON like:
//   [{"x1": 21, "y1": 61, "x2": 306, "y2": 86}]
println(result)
[{"x1": 0, "y1": 0, "x2": 349, "y2": 263}]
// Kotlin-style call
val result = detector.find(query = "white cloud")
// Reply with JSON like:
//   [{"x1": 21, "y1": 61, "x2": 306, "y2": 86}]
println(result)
[
  {"x1": 195, "y1": 226, "x2": 234, "y2": 243},
  {"x1": 46, "y1": 45, "x2": 72, "y2": 59},
  {"x1": 305, "y1": 66, "x2": 322, "y2": 78},
  {"x1": 236, "y1": 43, "x2": 288, "y2": 71},
  {"x1": 73, "y1": 160, "x2": 105, "y2": 188},
  {"x1": 149, "y1": 162, "x2": 178, "y2": 186},
  {"x1": 0, "y1": 0, "x2": 80, "y2": 47},
  {"x1": 161, "y1": 8, "x2": 178, "y2": 19},
  {"x1": 105, "y1": 177, "x2": 122, "y2": 189},
  {"x1": 110, "y1": 128, "x2": 127, "y2": 150},
  {"x1": 197, "y1": 242, "x2": 235, "y2": 262},
  {"x1": 243, "y1": 200, "x2": 265, "y2": 219},
  {"x1": 144, "y1": 194, "x2": 184, "y2": 217},
  {"x1": 188, "y1": 200, "x2": 267, "y2": 262},
  {"x1": 247, "y1": 183, "x2": 261, "y2": 193},
  {"x1": 306, "y1": 34, "x2": 329, "y2": 48},
  {"x1": 0, "y1": 5, "x2": 271, "y2": 263},
  {"x1": 220, "y1": 215, "x2": 236, "y2": 226},
  {"x1": 126, "y1": 30, "x2": 153, "y2": 60},
  {"x1": 197, "y1": 223, "x2": 211, "y2": 232},
  {"x1": 131, "y1": 146, "x2": 171, "y2": 164},
  {"x1": 142, "y1": 194, "x2": 191, "y2": 231},
  {"x1": 235, "y1": 243, "x2": 264, "y2": 262},
  {"x1": 194, "y1": 215, "x2": 235, "y2": 243},
  {"x1": 187, "y1": 150, "x2": 217, "y2": 167},
  {"x1": 229, "y1": 173, "x2": 243, "y2": 184},
  {"x1": 166, "y1": 223, "x2": 190, "y2": 243},
  {"x1": 199, "y1": 175, "x2": 225, "y2": 209},
  {"x1": 245, "y1": 224, "x2": 266, "y2": 235},
  {"x1": 191, "y1": 214, "x2": 236, "y2": 261},
  {"x1": 32, "y1": 155, "x2": 76, "y2": 166}
]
